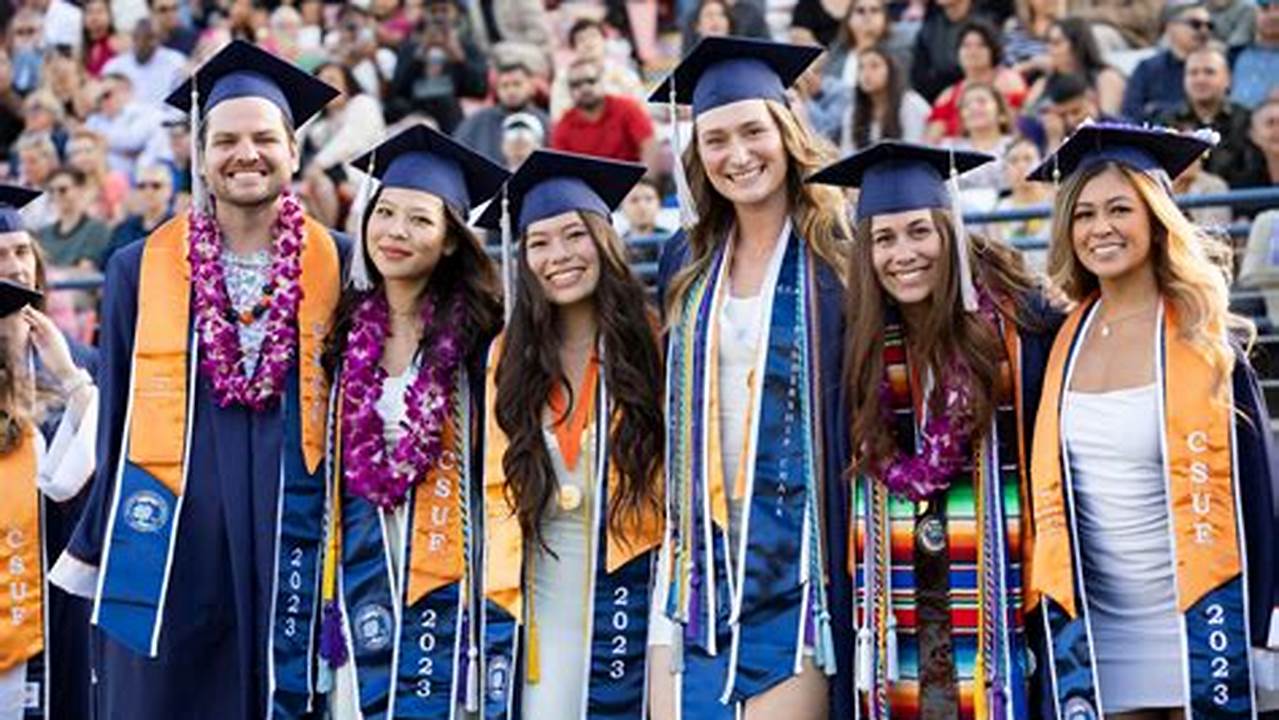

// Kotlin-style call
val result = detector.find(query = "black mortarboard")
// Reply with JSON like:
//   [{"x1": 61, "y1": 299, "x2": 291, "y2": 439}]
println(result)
[{"x1": 0, "y1": 279, "x2": 42, "y2": 318}]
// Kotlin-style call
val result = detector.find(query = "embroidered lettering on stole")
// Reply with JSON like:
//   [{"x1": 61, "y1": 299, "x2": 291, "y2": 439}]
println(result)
[
  {"x1": 0, "y1": 429, "x2": 42, "y2": 671},
  {"x1": 1030, "y1": 297, "x2": 1252, "y2": 718}
]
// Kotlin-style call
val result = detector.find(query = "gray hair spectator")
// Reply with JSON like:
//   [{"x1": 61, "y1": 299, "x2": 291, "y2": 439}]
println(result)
[
  {"x1": 100, "y1": 163, "x2": 173, "y2": 267},
  {"x1": 500, "y1": 111, "x2": 544, "y2": 169},
  {"x1": 84, "y1": 73, "x2": 167, "y2": 177},
  {"x1": 453, "y1": 61, "x2": 550, "y2": 165}
]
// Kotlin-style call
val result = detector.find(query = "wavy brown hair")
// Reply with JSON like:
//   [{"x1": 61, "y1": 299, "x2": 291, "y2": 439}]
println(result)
[
  {"x1": 0, "y1": 234, "x2": 51, "y2": 454},
  {"x1": 844, "y1": 209, "x2": 1049, "y2": 472},
  {"x1": 322, "y1": 188, "x2": 502, "y2": 376},
  {"x1": 664, "y1": 99, "x2": 849, "y2": 323},
  {"x1": 1047, "y1": 162, "x2": 1253, "y2": 400},
  {"x1": 495, "y1": 211, "x2": 663, "y2": 552}
]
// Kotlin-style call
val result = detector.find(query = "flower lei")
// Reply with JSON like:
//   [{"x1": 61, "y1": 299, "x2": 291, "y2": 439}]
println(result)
[
  {"x1": 340, "y1": 291, "x2": 464, "y2": 509},
  {"x1": 188, "y1": 191, "x2": 305, "y2": 411},
  {"x1": 874, "y1": 295, "x2": 1000, "y2": 502}
]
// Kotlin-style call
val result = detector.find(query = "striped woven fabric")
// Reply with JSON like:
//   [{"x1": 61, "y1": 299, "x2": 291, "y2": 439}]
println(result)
[{"x1": 852, "y1": 318, "x2": 1028, "y2": 720}]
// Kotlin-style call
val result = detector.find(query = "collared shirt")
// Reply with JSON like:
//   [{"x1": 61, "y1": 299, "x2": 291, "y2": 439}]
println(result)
[
  {"x1": 1158, "y1": 100, "x2": 1254, "y2": 187},
  {"x1": 1121, "y1": 50, "x2": 1187, "y2": 123}
]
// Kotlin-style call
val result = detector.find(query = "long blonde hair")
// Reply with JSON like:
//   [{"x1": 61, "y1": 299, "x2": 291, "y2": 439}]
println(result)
[
  {"x1": 1048, "y1": 162, "x2": 1253, "y2": 399},
  {"x1": 663, "y1": 99, "x2": 850, "y2": 321}
]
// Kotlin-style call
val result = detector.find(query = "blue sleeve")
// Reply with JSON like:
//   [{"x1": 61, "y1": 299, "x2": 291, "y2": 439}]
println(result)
[
  {"x1": 656, "y1": 230, "x2": 690, "y2": 324},
  {"x1": 66, "y1": 242, "x2": 144, "y2": 565},
  {"x1": 1120, "y1": 59, "x2": 1151, "y2": 123},
  {"x1": 1231, "y1": 353, "x2": 1279, "y2": 647}
]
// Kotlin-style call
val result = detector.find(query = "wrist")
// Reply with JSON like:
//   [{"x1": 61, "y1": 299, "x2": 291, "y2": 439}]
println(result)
[{"x1": 60, "y1": 368, "x2": 92, "y2": 396}]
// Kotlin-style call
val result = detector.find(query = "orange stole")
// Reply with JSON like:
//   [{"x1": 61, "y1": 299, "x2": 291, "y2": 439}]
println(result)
[
  {"x1": 1029, "y1": 298, "x2": 1240, "y2": 617},
  {"x1": 0, "y1": 429, "x2": 42, "y2": 672},
  {"x1": 405, "y1": 395, "x2": 466, "y2": 605},
  {"x1": 481, "y1": 336, "x2": 663, "y2": 622},
  {"x1": 127, "y1": 215, "x2": 340, "y2": 495}
]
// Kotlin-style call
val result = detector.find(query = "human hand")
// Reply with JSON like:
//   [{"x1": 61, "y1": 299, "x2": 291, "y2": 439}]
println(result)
[{"x1": 20, "y1": 306, "x2": 76, "y2": 385}]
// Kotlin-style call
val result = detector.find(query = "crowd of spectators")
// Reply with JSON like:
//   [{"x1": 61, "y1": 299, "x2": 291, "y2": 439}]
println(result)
[{"x1": 0, "y1": 0, "x2": 1275, "y2": 339}]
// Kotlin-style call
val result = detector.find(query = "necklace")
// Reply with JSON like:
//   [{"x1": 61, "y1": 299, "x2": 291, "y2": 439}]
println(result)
[{"x1": 1098, "y1": 302, "x2": 1156, "y2": 338}]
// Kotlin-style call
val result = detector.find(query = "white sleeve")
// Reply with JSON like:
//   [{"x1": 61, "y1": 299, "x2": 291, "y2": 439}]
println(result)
[
  {"x1": 49, "y1": 551, "x2": 99, "y2": 600},
  {"x1": 37, "y1": 385, "x2": 98, "y2": 503}
]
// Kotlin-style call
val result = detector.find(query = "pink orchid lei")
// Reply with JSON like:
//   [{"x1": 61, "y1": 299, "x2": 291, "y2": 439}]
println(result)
[
  {"x1": 874, "y1": 295, "x2": 1001, "y2": 502},
  {"x1": 340, "y1": 291, "x2": 464, "y2": 509},
  {"x1": 188, "y1": 191, "x2": 305, "y2": 411}
]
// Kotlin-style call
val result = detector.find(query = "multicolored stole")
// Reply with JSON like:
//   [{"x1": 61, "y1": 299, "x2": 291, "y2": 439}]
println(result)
[
  {"x1": 0, "y1": 427, "x2": 43, "y2": 673},
  {"x1": 92, "y1": 216, "x2": 339, "y2": 718},
  {"x1": 481, "y1": 338, "x2": 662, "y2": 720},
  {"x1": 852, "y1": 310, "x2": 1031, "y2": 720},
  {"x1": 331, "y1": 367, "x2": 479, "y2": 719},
  {"x1": 1031, "y1": 296, "x2": 1256, "y2": 718},
  {"x1": 661, "y1": 228, "x2": 838, "y2": 717}
]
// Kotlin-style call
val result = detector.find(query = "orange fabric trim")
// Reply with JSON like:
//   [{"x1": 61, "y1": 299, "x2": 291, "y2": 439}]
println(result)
[
  {"x1": 128, "y1": 214, "x2": 340, "y2": 494},
  {"x1": 1028, "y1": 296, "x2": 1092, "y2": 617},
  {"x1": 1161, "y1": 304, "x2": 1240, "y2": 612},
  {"x1": 547, "y1": 353, "x2": 600, "y2": 472},
  {"x1": 0, "y1": 428, "x2": 43, "y2": 672},
  {"x1": 406, "y1": 412, "x2": 465, "y2": 605}
]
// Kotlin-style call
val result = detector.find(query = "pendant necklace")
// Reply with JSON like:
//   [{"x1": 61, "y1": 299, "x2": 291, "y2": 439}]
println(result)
[{"x1": 1099, "y1": 302, "x2": 1156, "y2": 338}]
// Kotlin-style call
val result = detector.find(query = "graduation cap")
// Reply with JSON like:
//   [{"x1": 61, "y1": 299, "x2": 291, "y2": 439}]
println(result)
[
  {"x1": 345, "y1": 123, "x2": 511, "y2": 289},
  {"x1": 0, "y1": 279, "x2": 42, "y2": 319},
  {"x1": 1026, "y1": 121, "x2": 1216, "y2": 183},
  {"x1": 473, "y1": 149, "x2": 646, "y2": 319},
  {"x1": 648, "y1": 37, "x2": 823, "y2": 228},
  {"x1": 807, "y1": 141, "x2": 996, "y2": 311},
  {"x1": 165, "y1": 40, "x2": 338, "y2": 211},
  {"x1": 0, "y1": 184, "x2": 42, "y2": 234}
]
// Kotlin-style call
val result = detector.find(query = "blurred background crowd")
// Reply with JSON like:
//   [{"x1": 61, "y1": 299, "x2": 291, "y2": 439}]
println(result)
[{"x1": 0, "y1": 0, "x2": 1277, "y2": 343}]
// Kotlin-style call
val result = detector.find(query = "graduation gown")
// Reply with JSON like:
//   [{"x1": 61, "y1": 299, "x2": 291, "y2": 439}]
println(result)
[
  {"x1": 55, "y1": 224, "x2": 347, "y2": 720},
  {"x1": 655, "y1": 229, "x2": 854, "y2": 718},
  {"x1": 1, "y1": 340, "x2": 98, "y2": 720}
]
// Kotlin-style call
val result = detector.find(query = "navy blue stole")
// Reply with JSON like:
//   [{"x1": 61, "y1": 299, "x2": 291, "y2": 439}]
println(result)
[{"x1": 95, "y1": 364, "x2": 324, "y2": 718}]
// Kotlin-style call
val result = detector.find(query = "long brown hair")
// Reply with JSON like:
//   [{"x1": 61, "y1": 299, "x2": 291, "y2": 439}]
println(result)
[
  {"x1": 1047, "y1": 162, "x2": 1253, "y2": 400},
  {"x1": 664, "y1": 99, "x2": 849, "y2": 323},
  {"x1": 844, "y1": 209, "x2": 1046, "y2": 472},
  {"x1": 851, "y1": 46, "x2": 906, "y2": 150},
  {"x1": 495, "y1": 211, "x2": 663, "y2": 552},
  {"x1": 321, "y1": 188, "x2": 502, "y2": 375},
  {"x1": 0, "y1": 234, "x2": 51, "y2": 454}
]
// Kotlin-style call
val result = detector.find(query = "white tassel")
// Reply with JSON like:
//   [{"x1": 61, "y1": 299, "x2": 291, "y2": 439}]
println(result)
[
  {"x1": 886, "y1": 611, "x2": 900, "y2": 682},
  {"x1": 464, "y1": 644, "x2": 479, "y2": 712},
  {"x1": 346, "y1": 152, "x2": 376, "y2": 291},
  {"x1": 856, "y1": 624, "x2": 872, "y2": 691},
  {"x1": 671, "y1": 627, "x2": 685, "y2": 674},
  {"x1": 948, "y1": 149, "x2": 978, "y2": 312},
  {"x1": 189, "y1": 75, "x2": 207, "y2": 214},
  {"x1": 500, "y1": 187, "x2": 514, "y2": 322},
  {"x1": 668, "y1": 81, "x2": 699, "y2": 229}
]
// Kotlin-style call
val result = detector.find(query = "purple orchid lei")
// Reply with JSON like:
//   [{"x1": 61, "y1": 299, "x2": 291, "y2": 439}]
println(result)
[
  {"x1": 875, "y1": 295, "x2": 1001, "y2": 502},
  {"x1": 340, "y1": 291, "x2": 464, "y2": 509},
  {"x1": 188, "y1": 191, "x2": 305, "y2": 411}
]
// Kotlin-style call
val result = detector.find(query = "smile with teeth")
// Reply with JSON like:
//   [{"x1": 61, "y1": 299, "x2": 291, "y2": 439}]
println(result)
[
  {"x1": 727, "y1": 165, "x2": 765, "y2": 183},
  {"x1": 545, "y1": 266, "x2": 585, "y2": 287},
  {"x1": 891, "y1": 266, "x2": 928, "y2": 283},
  {"x1": 1088, "y1": 239, "x2": 1125, "y2": 257}
]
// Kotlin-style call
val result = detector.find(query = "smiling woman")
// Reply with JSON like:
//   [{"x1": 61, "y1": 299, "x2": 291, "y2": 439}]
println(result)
[{"x1": 808, "y1": 140, "x2": 1061, "y2": 720}]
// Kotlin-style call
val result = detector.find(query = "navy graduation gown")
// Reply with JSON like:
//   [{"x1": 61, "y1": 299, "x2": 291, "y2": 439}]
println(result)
[
  {"x1": 656, "y1": 231, "x2": 855, "y2": 718},
  {"x1": 33, "y1": 338, "x2": 97, "y2": 720},
  {"x1": 65, "y1": 232, "x2": 347, "y2": 720}
]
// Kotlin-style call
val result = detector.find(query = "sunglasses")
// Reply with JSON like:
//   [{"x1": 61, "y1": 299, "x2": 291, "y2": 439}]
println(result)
[
  {"x1": 1180, "y1": 18, "x2": 1214, "y2": 31},
  {"x1": 154, "y1": 4, "x2": 178, "y2": 11},
  {"x1": 137, "y1": 181, "x2": 165, "y2": 190},
  {"x1": 14, "y1": 27, "x2": 38, "y2": 37},
  {"x1": 569, "y1": 77, "x2": 598, "y2": 89}
]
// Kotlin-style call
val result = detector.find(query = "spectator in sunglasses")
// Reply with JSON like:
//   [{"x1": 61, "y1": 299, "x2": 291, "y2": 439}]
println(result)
[
  {"x1": 36, "y1": 166, "x2": 110, "y2": 270},
  {"x1": 1121, "y1": 0, "x2": 1215, "y2": 123},
  {"x1": 100, "y1": 164, "x2": 172, "y2": 267}
]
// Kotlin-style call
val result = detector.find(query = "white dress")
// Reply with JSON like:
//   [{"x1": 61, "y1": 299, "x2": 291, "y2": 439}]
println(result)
[
  {"x1": 1064, "y1": 383, "x2": 1185, "y2": 712},
  {"x1": 520, "y1": 423, "x2": 596, "y2": 717},
  {"x1": 4, "y1": 386, "x2": 99, "y2": 720}
]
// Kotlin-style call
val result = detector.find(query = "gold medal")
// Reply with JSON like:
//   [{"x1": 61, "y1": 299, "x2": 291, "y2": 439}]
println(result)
[{"x1": 558, "y1": 484, "x2": 583, "y2": 512}]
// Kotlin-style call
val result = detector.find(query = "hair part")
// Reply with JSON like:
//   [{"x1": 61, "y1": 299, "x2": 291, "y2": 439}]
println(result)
[{"x1": 495, "y1": 210, "x2": 663, "y2": 552}]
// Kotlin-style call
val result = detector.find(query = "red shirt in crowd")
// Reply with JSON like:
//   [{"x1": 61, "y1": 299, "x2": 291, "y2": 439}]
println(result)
[{"x1": 550, "y1": 95, "x2": 654, "y2": 163}]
